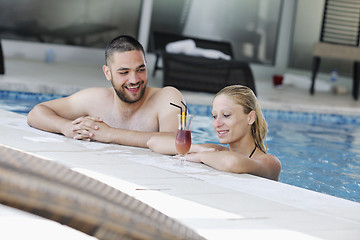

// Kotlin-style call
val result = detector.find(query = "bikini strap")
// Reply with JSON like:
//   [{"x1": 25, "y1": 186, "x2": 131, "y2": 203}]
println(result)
[{"x1": 249, "y1": 146, "x2": 256, "y2": 158}]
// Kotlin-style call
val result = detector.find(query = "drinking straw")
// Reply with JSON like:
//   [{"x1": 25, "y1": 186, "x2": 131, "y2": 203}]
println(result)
[
  {"x1": 170, "y1": 102, "x2": 183, "y2": 129},
  {"x1": 170, "y1": 103, "x2": 182, "y2": 115},
  {"x1": 181, "y1": 101, "x2": 187, "y2": 116},
  {"x1": 181, "y1": 111, "x2": 185, "y2": 129},
  {"x1": 181, "y1": 101, "x2": 187, "y2": 128}
]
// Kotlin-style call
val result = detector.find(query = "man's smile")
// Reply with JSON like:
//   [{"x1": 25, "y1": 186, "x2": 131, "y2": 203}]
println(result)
[{"x1": 125, "y1": 82, "x2": 142, "y2": 93}]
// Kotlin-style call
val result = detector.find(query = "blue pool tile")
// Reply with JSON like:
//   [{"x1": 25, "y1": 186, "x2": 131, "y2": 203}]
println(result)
[{"x1": 1, "y1": 91, "x2": 360, "y2": 126}]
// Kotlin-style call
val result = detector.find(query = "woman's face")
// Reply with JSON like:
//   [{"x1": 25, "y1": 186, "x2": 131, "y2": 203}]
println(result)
[{"x1": 212, "y1": 94, "x2": 254, "y2": 145}]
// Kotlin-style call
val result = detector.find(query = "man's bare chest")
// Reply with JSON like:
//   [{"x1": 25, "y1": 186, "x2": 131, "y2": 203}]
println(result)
[{"x1": 101, "y1": 111, "x2": 159, "y2": 132}]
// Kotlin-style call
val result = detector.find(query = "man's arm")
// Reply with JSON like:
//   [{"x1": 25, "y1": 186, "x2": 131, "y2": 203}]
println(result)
[
  {"x1": 27, "y1": 88, "x2": 98, "y2": 138},
  {"x1": 27, "y1": 103, "x2": 75, "y2": 137},
  {"x1": 84, "y1": 124, "x2": 176, "y2": 148}
]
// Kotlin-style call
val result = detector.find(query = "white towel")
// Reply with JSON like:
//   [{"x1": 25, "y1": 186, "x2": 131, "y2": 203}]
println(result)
[
  {"x1": 283, "y1": 73, "x2": 332, "y2": 92},
  {"x1": 166, "y1": 39, "x2": 231, "y2": 60},
  {"x1": 165, "y1": 39, "x2": 196, "y2": 54}
]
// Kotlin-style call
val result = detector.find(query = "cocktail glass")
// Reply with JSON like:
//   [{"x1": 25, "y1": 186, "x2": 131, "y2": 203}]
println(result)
[{"x1": 175, "y1": 114, "x2": 193, "y2": 164}]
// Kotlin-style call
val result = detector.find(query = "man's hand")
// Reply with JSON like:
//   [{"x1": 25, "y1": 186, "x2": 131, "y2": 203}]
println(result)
[{"x1": 71, "y1": 116, "x2": 104, "y2": 141}]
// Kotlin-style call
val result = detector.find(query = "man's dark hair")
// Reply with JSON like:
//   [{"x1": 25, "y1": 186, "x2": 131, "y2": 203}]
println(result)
[{"x1": 105, "y1": 35, "x2": 145, "y2": 65}]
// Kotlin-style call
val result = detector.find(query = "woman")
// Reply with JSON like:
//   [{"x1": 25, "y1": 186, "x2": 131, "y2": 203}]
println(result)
[{"x1": 147, "y1": 85, "x2": 281, "y2": 181}]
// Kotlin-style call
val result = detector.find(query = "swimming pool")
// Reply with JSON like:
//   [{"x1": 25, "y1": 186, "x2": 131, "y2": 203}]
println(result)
[
  {"x1": 0, "y1": 91, "x2": 67, "y2": 115},
  {"x1": 189, "y1": 105, "x2": 360, "y2": 203},
  {"x1": 1, "y1": 90, "x2": 360, "y2": 203}
]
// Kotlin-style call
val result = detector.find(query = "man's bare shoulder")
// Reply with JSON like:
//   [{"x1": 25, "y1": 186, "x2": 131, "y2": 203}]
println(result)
[
  {"x1": 65, "y1": 87, "x2": 112, "y2": 103},
  {"x1": 63, "y1": 87, "x2": 113, "y2": 111},
  {"x1": 74, "y1": 87, "x2": 112, "y2": 97},
  {"x1": 147, "y1": 86, "x2": 183, "y2": 101},
  {"x1": 159, "y1": 86, "x2": 182, "y2": 94}
]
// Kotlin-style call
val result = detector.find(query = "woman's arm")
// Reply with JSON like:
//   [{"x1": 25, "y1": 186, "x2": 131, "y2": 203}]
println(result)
[
  {"x1": 147, "y1": 135, "x2": 225, "y2": 155},
  {"x1": 186, "y1": 151, "x2": 281, "y2": 181}
]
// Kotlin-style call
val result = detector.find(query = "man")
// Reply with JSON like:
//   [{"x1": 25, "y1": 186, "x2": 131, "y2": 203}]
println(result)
[{"x1": 27, "y1": 35, "x2": 184, "y2": 148}]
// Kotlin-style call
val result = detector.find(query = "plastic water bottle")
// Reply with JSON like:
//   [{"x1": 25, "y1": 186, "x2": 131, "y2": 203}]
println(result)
[
  {"x1": 45, "y1": 49, "x2": 55, "y2": 63},
  {"x1": 330, "y1": 69, "x2": 338, "y2": 83},
  {"x1": 330, "y1": 70, "x2": 339, "y2": 94}
]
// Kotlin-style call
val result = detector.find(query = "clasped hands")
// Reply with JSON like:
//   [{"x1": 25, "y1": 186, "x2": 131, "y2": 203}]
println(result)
[{"x1": 71, "y1": 116, "x2": 111, "y2": 142}]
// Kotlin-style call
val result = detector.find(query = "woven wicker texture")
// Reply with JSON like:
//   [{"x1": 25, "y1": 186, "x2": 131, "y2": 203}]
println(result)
[{"x1": 0, "y1": 144, "x2": 205, "y2": 240}]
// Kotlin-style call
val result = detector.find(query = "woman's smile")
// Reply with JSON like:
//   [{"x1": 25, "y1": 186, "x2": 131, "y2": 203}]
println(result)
[{"x1": 217, "y1": 129, "x2": 229, "y2": 137}]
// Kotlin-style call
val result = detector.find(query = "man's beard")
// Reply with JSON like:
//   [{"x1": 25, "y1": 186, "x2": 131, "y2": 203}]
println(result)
[{"x1": 111, "y1": 80, "x2": 146, "y2": 104}]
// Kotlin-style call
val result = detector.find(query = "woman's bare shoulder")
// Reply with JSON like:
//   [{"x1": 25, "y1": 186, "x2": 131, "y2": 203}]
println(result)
[
  {"x1": 261, "y1": 153, "x2": 281, "y2": 180},
  {"x1": 266, "y1": 153, "x2": 281, "y2": 167}
]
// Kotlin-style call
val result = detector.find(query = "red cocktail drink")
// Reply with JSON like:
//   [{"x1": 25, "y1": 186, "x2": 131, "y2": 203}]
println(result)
[
  {"x1": 174, "y1": 113, "x2": 193, "y2": 164},
  {"x1": 175, "y1": 129, "x2": 191, "y2": 155}
]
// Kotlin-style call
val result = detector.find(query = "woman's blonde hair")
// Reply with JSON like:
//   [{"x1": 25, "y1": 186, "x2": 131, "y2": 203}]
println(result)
[{"x1": 215, "y1": 85, "x2": 268, "y2": 153}]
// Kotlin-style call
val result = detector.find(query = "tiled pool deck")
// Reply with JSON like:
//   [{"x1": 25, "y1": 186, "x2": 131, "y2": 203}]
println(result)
[{"x1": 0, "y1": 59, "x2": 360, "y2": 239}]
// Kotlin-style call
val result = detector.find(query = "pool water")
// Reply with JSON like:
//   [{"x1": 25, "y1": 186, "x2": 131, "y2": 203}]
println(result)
[
  {"x1": 268, "y1": 119, "x2": 360, "y2": 201},
  {"x1": 189, "y1": 106, "x2": 360, "y2": 203},
  {"x1": 1, "y1": 91, "x2": 360, "y2": 203},
  {"x1": 0, "y1": 91, "x2": 66, "y2": 115}
]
